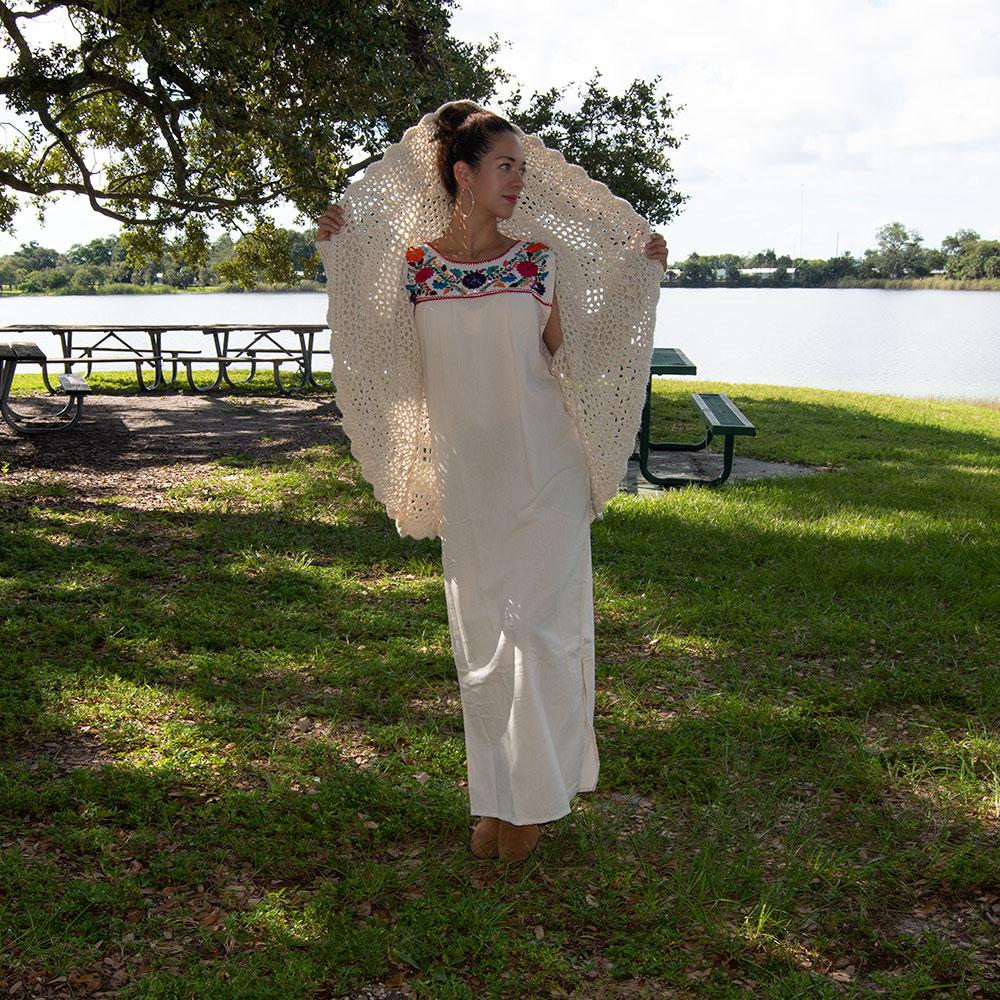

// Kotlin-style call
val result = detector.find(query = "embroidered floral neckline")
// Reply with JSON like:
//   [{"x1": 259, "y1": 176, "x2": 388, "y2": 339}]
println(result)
[{"x1": 406, "y1": 241, "x2": 551, "y2": 306}]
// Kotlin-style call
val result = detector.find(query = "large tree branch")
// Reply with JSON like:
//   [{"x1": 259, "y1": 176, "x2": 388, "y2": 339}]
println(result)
[
  {"x1": 0, "y1": 2, "x2": 32, "y2": 60},
  {"x1": 346, "y1": 152, "x2": 382, "y2": 178},
  {"x1": 8, "y1": 2, "x2": 65, "y2": 17},
  {"x1": 0, "y1": 3, "x2": 105, "y2": 216},
  {"x1": 1, "y1": 8, "x2": 195, "y2": 204},
  {"x1": 0, "y1": 166, "x2": 296, "y2": 222},
  {"x1": 0, "y1": 68, "x2": 199, "y2": 115}
]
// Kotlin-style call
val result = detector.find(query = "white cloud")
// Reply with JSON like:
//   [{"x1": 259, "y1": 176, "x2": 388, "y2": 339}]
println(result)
[{"x1": 451, "y1": 0, "x2": 1000, "y2": 259}]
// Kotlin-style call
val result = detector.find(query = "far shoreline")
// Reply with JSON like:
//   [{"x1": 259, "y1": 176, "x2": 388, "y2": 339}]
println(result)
[
  {"x1": 0, "y1": 282, "x2": 326, "y2": 298},
  {"x1": 659, "y1": 277, "x2": 1000, "y2": 292},
  {"x1": 4, "y1": 277, "x2": 1000, "y2": 297}
]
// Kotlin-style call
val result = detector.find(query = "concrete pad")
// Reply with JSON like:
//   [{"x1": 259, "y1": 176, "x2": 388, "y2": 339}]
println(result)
[{"x1": 620, "y1": 449, "x2": 824, "y2": 495}]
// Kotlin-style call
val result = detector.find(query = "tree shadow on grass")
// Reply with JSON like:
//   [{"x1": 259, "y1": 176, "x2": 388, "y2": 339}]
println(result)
[
  {"x1": 594, "y1": 391, "x2": 1000, "y2": 724},
  {"x1": 2, "y1": 531, "x2": 998, "y2": 990},
  {"x1": 2, "y1": 391, "x2": 999, "y2": 991},
  {"x1": 3, "y1": 681, "x2": 995, "y2": 995},
  {"x1": 588, "y1": 701, "x2": 998, "y2": 990},
  {"x1": 2, "y1": 423, "x2": 997, "y2": 745}
]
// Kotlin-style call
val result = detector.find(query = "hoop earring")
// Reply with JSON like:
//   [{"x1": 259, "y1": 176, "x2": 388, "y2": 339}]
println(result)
[{"x1": 458, "y1": 187, "x2": 475, "y2": 258}]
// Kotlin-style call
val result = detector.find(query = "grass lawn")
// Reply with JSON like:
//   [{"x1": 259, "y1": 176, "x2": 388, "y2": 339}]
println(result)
[{"x1": 1, "y1": 374, "x2": 998, "y2": 998}]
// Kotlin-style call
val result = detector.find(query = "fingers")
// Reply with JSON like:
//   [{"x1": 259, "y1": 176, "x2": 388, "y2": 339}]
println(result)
[
  {"x1": 316, "y1": 203, "x2": 345, "y2": 241},
  {"x1": 643, "y1": 233, "x2": 669, "y2": 270}
]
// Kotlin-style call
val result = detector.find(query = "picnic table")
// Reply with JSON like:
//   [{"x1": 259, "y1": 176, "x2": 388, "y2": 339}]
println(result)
[
  {"x1": 0, "y1": 324, "x2": 329, "y2": 394},
  {"x1": 629, "y1": 347, "x2": 757, "y2": 487},
  {"x1": 0, "y1": 340, "x2": 91, "y2": 433}
]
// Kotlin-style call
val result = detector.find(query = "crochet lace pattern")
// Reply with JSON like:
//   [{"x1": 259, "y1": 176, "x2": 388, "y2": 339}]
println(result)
[{"x1": 316, "y1": 100, "x2": 662, "y2": 540}]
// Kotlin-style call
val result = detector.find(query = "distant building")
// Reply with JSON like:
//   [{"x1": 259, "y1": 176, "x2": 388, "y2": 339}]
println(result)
[{"x1": 739, "y1": 266, "x2": 797, "y2": 278}]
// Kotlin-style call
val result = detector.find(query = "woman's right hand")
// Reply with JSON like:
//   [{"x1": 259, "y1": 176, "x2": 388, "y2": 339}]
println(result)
[{"x1": 316, "y1": 203, "x2": 345, "y2": 242}]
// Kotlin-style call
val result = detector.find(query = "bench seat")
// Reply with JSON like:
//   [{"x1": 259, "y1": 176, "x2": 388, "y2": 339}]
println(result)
[
  {"x1": 178, "y1": 354, "x2": 307, "y2": 394},
  {"x1": 631, "y1": 389, "x2": 757, "y2": 488},
  {"x1": 691, "y1": 392, "x2": 757, "y2": 436},
  {"x1": 57, "y1": 372, "x2": 92, "y2": 395}
]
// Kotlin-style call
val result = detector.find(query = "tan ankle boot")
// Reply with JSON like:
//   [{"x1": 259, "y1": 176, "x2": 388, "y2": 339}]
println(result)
[
  {"x1": 470, "y1": 816, "x2": 501, "y2": 859},
  {"x1": 497, "y1": 820, "x2": 540, "y2": 863}
]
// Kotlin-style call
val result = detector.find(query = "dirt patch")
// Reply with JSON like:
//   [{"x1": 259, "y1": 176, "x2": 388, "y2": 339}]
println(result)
[{"x1": 1, "y1": 392, "x2": 346, "y2": 507}]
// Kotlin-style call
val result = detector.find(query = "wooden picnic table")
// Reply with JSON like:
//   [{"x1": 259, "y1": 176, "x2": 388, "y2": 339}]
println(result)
[{"x1": 194, "y1": 324, "x2": 328, "y2": 393}]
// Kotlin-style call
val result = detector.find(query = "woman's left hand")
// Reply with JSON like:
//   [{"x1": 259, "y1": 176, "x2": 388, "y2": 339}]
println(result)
[{"x1": 644, "y1": 233, "x2": 668, "y2": 271}]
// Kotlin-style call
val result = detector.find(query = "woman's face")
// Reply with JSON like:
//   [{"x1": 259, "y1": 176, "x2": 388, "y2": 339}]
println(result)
[{"x1": 457, "y1": 131, "x2": 526, "y2": 220}]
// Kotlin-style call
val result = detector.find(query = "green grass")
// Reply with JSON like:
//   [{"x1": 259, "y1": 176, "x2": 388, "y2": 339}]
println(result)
[
  {"x1": 8, "y1": 366, "x2": 332, "y2": 396},
  {"x1": 1, "y1": 378, "x2": 999, "y2": 998}
]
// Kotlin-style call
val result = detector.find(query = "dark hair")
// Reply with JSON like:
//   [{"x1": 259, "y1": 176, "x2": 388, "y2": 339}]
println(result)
[{"x1": 432, "y1": 102, "x2": 516, "y2": 203}]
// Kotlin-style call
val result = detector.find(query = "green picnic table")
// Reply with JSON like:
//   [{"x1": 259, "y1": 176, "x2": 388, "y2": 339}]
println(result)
[{"x1": 630, "y1": 347, "x2": 757, "y2": 487}]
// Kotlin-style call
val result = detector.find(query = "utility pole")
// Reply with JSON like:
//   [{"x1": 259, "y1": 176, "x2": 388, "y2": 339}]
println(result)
[
  {"x1": 799, "y1": 183, "x2": 804, "y2": 258},
  {"x1": 835, "y1": 231, "x2": 840, "y2": 257}
]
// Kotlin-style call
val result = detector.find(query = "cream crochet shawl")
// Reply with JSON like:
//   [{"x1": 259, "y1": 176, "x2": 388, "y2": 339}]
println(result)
[{"x1": 316, "y1": 100, "x2": 661, "y2": 541}]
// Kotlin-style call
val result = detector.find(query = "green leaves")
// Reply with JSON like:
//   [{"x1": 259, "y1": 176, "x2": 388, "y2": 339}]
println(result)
[
  {"x1": 2, "y1": 3, "x2": 688, "y2": 269},
  {"x1": 1, "y1": 1, "x2": 500, "y2": 254},
  {"x1": 503, "y1": 71, "x2": 688, "y2": 226},
  {"x1": 216, "y1": 221, "x2": 296, "y2": 289}
]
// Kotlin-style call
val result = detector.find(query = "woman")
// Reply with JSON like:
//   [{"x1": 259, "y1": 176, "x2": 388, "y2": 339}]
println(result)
[{"x1": 316, "y1": 101, "x2": 667, "y2": 864}]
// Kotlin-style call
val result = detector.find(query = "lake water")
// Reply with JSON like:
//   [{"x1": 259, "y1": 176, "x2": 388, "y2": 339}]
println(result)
[{"x1": 2, "y1": 287, "x2": 998, "y2": 401}]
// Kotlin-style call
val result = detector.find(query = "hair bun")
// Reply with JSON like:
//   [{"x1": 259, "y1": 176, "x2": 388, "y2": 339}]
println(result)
[{"x1": 432, "y1": 101, "x2": 482, "y2": 144}]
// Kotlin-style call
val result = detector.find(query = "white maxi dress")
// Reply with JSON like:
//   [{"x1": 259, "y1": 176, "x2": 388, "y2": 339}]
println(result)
[{"x1": 405, "y1": 238, "x2": 599, "y2": 825}]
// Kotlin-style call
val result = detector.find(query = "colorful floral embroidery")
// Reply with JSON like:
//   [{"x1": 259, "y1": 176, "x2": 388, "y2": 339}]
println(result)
[{"x1": 405, "y1": 241, "x2": 551, "y2": 306}]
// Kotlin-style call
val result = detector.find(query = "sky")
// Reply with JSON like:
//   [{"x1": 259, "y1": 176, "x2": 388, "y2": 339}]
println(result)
[{"x1": 2, "y1": 0, "x2": 998, "y2": 262}]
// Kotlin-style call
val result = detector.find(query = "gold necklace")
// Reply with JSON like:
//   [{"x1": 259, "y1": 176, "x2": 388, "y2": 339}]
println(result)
[{"x1": 434, "y1": 232, "x2": 514, "y2": 262}]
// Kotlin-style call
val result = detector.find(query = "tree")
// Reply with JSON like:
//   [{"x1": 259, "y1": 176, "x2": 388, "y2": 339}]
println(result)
[
  {"x1": 923, "y1": 248, "x2": 946, "y2": 271},
  {"x1": 792, "y1": 259, "x2": 825, "y2": 287},
  {"x1": 66, "y1": 236, "x2": 117, "y2": 266},
  {"x1": 947, "y1": 239, "x2": 1000, "y2": 280},
  {"x1": 679, "y1": 253, "x2": 716, "y2": 286},
  {"x1": 216, "y1": 222, "x2": 296, "y2": 287},
  {"x1": 2, "y1": 2, "x2": 687, "y2": 271},
  {"x1": 870, "y1": 222, "x2": 929, "y2": 278},
  {"x1": 821, "y1": 252, "x2": 859, "y2": 283},
  {"x1": 748, "y1": 249, "x2": 777, "y2": 267},
  {"x1": 716, "y1": 253, "x2": 742, "y2": 284},
  {"x1": 501, "y1": 72, "x2": 687, "y2": 225},
  {"x1": 9, "y1": 240, "x2": 58, "y2": 270},
  {"x1": 287, "y1": 229, "x2": 321, "y2": 280},
  {"x1": 0, "y1": 0, "x2": 501, "y2": 260},
  {"x1": 18, "y1": 266, "x2": 69, "y2": 292},
  {"x1": 0, "y1": 259, "x2": 17, "y2": 290},
  {"x1": 941, "y1": 229, "x2": 980, "y2": 258},
  {"x1": 68, "y1": 262, "x2": 104, "y2": 292}
]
